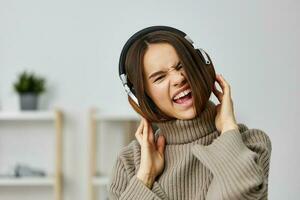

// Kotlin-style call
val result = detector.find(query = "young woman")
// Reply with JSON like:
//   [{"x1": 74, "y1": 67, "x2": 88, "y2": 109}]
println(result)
[{"x1": 108, "y1": 26, "x2": 272, "y2": 200}]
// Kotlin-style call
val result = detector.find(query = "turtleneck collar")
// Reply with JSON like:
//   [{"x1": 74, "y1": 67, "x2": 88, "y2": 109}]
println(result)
[{"x1": 153, "y1": 100, "x2": 217, "y2": 145}]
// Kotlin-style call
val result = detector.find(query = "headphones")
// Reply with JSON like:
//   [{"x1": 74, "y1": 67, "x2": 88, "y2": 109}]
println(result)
[{"x1": 119, "y1": 25, "x2": 211, "y2": 106}]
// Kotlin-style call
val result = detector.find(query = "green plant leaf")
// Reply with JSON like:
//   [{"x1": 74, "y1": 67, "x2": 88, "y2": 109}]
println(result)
[{"x1": 13, "y1": 70, "x2": 46, "y2": 94}]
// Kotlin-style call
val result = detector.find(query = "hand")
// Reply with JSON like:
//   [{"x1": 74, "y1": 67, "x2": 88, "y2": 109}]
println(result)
[
  {"x1": 135, "y1": 117, "x2": 166, "y2": 188},
  {"x1": 212, "y1": 74, "x2": 238, "y2": 134}
]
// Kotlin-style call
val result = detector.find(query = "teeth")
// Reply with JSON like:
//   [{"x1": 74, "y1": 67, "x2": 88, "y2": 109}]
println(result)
[{"x1": 173, "y1": 89, "x2": 191, "y2": 100}]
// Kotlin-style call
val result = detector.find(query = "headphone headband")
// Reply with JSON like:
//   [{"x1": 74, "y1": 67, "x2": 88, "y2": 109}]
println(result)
[{"x1": 119, "y1": 25, "x2": 211, "y2": 106}]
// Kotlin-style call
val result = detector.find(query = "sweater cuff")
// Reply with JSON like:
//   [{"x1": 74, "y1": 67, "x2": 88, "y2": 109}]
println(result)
[
  {"x1": 191, "y1": 128, "x2": 263, "y2": 190},
  {"x1": 120, "y1": 175, "x2": 164, "y2": 200}
]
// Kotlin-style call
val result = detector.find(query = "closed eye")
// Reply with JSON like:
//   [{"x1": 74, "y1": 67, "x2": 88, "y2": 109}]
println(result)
[
  {"x1": 153, "y1": 62, "x2": 183, "y2": 82},
  {"x1": 155, "y1": 75, "x2": 165, "y2": 82},
  {"x1": 176, "y1": 64, "x2": 183, "y2": 70}
]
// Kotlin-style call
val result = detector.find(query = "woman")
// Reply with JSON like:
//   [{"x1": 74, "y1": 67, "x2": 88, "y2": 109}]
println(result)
[{"x1": 108, "y1": 26, "x2": 272, "y2": 200}]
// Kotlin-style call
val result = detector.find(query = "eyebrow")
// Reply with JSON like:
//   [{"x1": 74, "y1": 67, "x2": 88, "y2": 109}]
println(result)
[{"x1": 148, "y1": 61, "x2": 181, "y2": 80}]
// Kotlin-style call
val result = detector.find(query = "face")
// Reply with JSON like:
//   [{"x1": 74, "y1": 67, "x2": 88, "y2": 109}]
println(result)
[{"x1": 143, "y1": 43, "x2": 196, "y2": 120}]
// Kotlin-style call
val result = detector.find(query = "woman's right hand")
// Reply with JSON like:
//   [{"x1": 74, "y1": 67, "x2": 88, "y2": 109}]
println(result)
[{"x1": 135, "y1": 117, "x2": 166, "y2": 188}]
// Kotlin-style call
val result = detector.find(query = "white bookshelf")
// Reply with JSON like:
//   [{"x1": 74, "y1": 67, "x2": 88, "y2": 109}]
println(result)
[
  {"x1": 0, "y1": 109, "x2": 63, "y2": 200},
  {"x1": 88, "y1": 108, "x2": 140, "y2": 200}
]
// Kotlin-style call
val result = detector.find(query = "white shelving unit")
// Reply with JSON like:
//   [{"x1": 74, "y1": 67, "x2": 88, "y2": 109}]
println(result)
[
  {"x1": 0, "y1": 111, "x2": 56, "y2": 121},
  {"x1": 0, "y1": 109, "x2": 64, "y2": 200},
  {"x1": 0, "y1": 177, "x2": 55, "y2": 186},
  {"x1": 88, "y1": 108, "x2": 140, "y2": 200}
]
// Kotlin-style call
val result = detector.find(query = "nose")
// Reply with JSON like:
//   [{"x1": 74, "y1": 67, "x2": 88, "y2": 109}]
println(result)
[{"x1": 171, "y1": 70, "x2": 186, "y2": 87}]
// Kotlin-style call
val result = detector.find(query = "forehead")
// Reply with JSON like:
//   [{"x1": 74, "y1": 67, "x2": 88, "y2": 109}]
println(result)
[{"x1": 143, "y1": 43, "x2": 179, "y2": 76}]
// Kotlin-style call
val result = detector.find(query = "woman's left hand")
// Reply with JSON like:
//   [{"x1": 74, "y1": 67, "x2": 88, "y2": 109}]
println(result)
[{"x1": 212, "y1": 74, "x2": 239, "y2": 134}]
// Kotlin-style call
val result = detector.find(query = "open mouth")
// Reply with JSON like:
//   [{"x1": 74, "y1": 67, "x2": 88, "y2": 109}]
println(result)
[{"x1": 172, "y1": 89, "x2": 193, "y2": 105}]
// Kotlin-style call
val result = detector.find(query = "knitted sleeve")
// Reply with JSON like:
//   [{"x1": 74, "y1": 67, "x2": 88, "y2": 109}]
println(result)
[
  {"x1": 191, "y1": 127, "x2": 272, "y2": 200},
  {"x1": 107, "y1": 151, "x2": 168, "y2": 200}
]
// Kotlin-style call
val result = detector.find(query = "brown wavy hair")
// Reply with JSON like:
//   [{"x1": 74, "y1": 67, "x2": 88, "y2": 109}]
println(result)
[{"x1": 125, "y1": 30, "x2": 216, "y2": 122}]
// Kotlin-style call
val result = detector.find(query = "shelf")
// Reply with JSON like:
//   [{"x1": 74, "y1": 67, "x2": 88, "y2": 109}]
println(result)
[
  {"x1": 0, "y1": 109, "x2": 63, "y2": 200},
  {"x1": 0, "y1": 111, "x2": 55, "y2": 121},
  {"x1": 92, "y1": 176, "x2": 109, "y2": 186},
  {"x1": 89, "y1": 108, "x2": 139, "y2": 200},
  {"x1": 0, "y1": 177, "x2": 55, "y2": 186}
]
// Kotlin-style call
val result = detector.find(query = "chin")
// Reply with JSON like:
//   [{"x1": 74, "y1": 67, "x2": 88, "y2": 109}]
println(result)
[{"x1": 175, "y1": 109, "x2": 196, "y2": 120}]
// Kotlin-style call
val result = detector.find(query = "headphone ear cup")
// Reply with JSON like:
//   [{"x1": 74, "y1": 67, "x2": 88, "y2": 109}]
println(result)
[
  {"x1": 131, "y1": 86, "x2": 136, "y2": 96},
  {"x1": 195, "y1": 49, "x2": 208, "y2": 65},
  {"x1": 126, "y1": 79, "x2": 135, "y2": 95}
]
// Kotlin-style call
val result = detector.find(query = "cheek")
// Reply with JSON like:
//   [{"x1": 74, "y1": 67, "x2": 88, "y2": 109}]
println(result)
[{"x1": 149, "y1": 84, "x2": 171, "y2": 107}]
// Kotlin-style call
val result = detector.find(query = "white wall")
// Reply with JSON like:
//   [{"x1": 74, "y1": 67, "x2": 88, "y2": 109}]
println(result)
[{"x1": 0, "y1": 0, "x2": 299, "y2": 199}]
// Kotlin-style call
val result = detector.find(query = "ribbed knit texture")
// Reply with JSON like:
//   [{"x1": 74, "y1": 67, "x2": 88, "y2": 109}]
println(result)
[{"x1": 108, "y1": 100, "x2": 272, "y2": 200}]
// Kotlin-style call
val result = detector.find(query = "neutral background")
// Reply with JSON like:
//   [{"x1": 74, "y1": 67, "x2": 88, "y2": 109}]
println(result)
[{"x1": 0, "y1": 0, "x2": 299, "y2": 199}]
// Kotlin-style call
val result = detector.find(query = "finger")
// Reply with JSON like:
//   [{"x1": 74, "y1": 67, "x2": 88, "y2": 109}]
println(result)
[
  {"x1": 143, "y1": 118, "x2": 155, "y2": 145},
  {"x1": 218, "y1": 74, "x2": 229, "y2": 88},
  {"x1": 219, "y1": 74, "x2": 232, "y2": 97},
  {"x1": 215, "y1": 74, "x2": 225, "y2": 90},
  {"x1": 216, "y1": 74, "x2": 231, "y2": 97},
  {"x1": 156, "y1": 135, "x2": 166, "y2": 156},
  {"x1": 135, "y1": 120, "x2": 143, "y2": 138},
  {"x1": 135, "y1": 120, "x2": 144, "y2": 144},
  {"x1": 148, "y1": 124, "x2": 155, "y2": 145},
  {"x1": 142, "y1": 118, "x2": 149, "y2": 143},
  {"x1": 135, "y1": 126, "x2": 143, "y2": 144},
  {"x1": 212, "y1": 82, "x2": 223, "y2": 102}
]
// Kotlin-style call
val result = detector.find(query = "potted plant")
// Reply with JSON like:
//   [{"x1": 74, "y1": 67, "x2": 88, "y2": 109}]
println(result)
[{"x1": 13, "y1": 71, "x2": 46, "y2": 110}]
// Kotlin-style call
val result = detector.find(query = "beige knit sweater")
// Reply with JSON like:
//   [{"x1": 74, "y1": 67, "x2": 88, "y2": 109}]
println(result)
[{"x1": 108, "y1": 100, "x2": 272, "y2": 200}]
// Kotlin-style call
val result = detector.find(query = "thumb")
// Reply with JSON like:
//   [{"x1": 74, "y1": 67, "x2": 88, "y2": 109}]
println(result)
[{"x1": 156, "y1": 135, "x2": 166, "y2": 156}]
